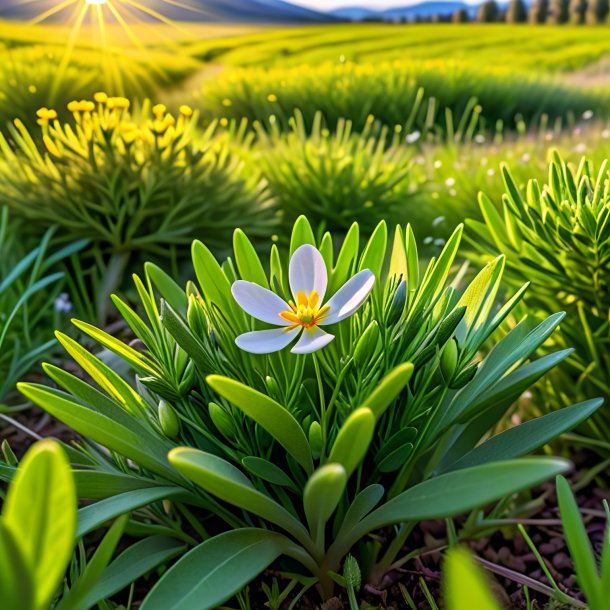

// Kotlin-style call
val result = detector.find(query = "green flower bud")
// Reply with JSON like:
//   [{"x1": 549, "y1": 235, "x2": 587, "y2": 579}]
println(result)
[
  {"x1": 265, "y1": 375, "x2": 279, "y2": 397},
  {"x1": 209, "y1": 402, "x2": 235, "y2": 440},
  {"x1": 343, "y1": 555, "x2": 361, "y2": 590},
  {"x1": 388, "y1": 280, "x2": 407, "y2": 324},
  {"x1": 308, "y1": 421, "x2": 323, "y2": 460},
  {"x1": 440, "y1": 337, "x2": 459, "y2": 384},
  {"x1": 354, "y1": 320, "x2": 380, "y2": 366},
  {"x1": 158, "y1": 400, "x2": 180, "y2": 439}
]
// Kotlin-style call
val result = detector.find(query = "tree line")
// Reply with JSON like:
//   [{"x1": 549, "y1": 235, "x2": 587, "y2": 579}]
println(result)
[{"x1": 451, "y1": 0, "x2": 610, "y2": 23}]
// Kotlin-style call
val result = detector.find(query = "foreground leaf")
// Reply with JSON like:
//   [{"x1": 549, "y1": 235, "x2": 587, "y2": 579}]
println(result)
[{"x1": 140, "y1": 529, "x2": 290, "y2": 610}]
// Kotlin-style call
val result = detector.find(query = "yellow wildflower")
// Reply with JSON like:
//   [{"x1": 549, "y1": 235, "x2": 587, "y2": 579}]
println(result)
[
  {"x1": 179, "y1": 105, "x2": 193, "y2": 117},
  {"x1": 267, "y1": 94, "x2": 278, "y2": 103}
]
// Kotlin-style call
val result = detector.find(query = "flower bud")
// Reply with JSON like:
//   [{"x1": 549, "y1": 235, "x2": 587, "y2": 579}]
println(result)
[
  {"x1": 388, "y1": 280, "x2": 407, "y2": 324},
  {"x1": 209, "y1": 402, "x2": 235, "y2": 440},
  {"x1": 343, "y1": 555, "x2": 361, "y2": 590},
  {"x1": 440, "y1": 338, "x2": 459, "y2": 384},
  {"x1": 158, "y1": 400, "x2": 180, "y2": 439},
  {"x1": 265, "y1": 375, "x2": 279, "y2": 398},
  {"x1": 308, "y1": 421, "x2": 323, "y2": 460},
  {"x1": 354, "y1": 321, "x2": 380, "y2": 366}
]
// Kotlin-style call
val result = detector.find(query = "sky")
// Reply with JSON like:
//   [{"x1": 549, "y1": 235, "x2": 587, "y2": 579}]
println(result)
[{"x1": 291, "y1": 0, "x2": 478, "y2": 8}]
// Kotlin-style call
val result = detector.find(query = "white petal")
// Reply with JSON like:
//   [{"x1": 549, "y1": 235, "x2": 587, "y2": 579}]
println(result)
[
  {"x1": 289, "y1": 244, "x2": 328, "y2": 303},
  {"x1": 291, "y1": 326, "x2": 334, "y2": 354},
  {"x1": 235, "y1": 327, "x2": 301, "y2": 354},
  {"x1": 231, "y1": 281, "x2": 292, "y2": 326},
  {"x1": 319, "y1": 270, "x2": 375, "y2": 326}
]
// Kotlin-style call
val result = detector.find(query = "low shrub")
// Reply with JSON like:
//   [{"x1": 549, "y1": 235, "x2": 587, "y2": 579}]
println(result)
[
  {"x1": 0, "y1": 97, "x2": 277, "y2": 315},
  {"x1": 255, "y1": 111, "x2": 427, "y2": 235},
  {"x1": 469, "y1": 152, "x2": 610, "y2": 443},
  {"x1": 19, "y1": 217, "x2": 599, "y2": 607}
]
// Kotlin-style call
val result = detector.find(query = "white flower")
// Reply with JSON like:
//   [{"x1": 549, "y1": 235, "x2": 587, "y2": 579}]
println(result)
[
  {"x1": 405, "y1": 130, "x2": 421, "y2": 144},
  {"x1": 232, "y1": 245, "x2": 375, "y2": 355}
]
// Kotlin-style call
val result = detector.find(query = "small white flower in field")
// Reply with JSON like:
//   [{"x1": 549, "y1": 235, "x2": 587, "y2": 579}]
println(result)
[
  {"x1": 432, "y1": 216, "x2": 446, "y2": 227},
  {"x1": 487, "y1": 168, "x2": 495, "y2": 177},
  {"x1": 575, "y1": 143, "x2": 586, "y2": 153},
  {"x1": 521, "y1": 153, "x2": 531, "y2": 162},
  {"x1": 434, "y1": 238, "x2": 446, "y2": 247},
  {"x1": 405, "y1": 130, "x2": 421, "y2": 144},
  {"x1": 54, "y1": 293, "x2": 72, "y2": 314},
  {"x1": 583, "y1": 110, "x2": 594, "y2": 120},
  {"x1": 423, "y1": 236, "x2": 433, "y2": 245},
  {"x1": 603, "y1": 129, "x2": 610, "y2": 139},
  {"x1": 445, "y1": 177, "x2": 456, "y2": 187},
  {"x1": 232, "y1": 245, "x2": 375, "y2": 355},
  {"x1": 434, "y1": 160, "x2": 442, "y2": 169},
  {"x1": 545, "y1": 133, "x2": 554, "y2": 142},
  {"x1": 449, "y1": 188, "x2": 457, "y2": 196},
  {"x1": 474, "y1": 134, "x2": 486, "y2": 144}
]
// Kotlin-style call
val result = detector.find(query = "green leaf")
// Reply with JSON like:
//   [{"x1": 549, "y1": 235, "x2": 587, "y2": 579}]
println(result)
[
  {"x1": 303, "y1": 464, "x2": 346, "y2": 547},
  {"x1": 206, "y1": 375, "x2": 313, "y2": 473},
  {"x1": 359, "y1": 221, "x2": 387, "y2": 280},
  {"x1": 290, "y1": 216, "x2": 316, "y2": 257},
  {"x1": 19, "y1": 381, "x2": 177, "y2": 482},
  {"x1": 77, "y1": 487, "x2": 184, "y2": 538},
  {"x1": 2, "y1": 439, "x2": 76, "y2": 610},
  {"x1": 448, "y1": 400, "x2": 603, "y2": 472},
  {"x1": 361, "y1": 363, "x2": 414, "y2": 419},
  {"x1": 169, "y1": 448, "x2": 312, "y2": 549},
  {"x1": 557, "y1": 476, "x2": 603, "y2": 605},
  {"x1": 145, "y1": 262, "x2": 189, "y2": 313},
  {"x1": 335, "y1": 458, "x2": 570, "y2": 554},
  {"x1": 0, "y1": 521, "x2": 34, "y2": 610},
  {"x1": 81, "y1": 536, "x2": 186, "y2": 610},
  {"x1": 444, "y1": 547, "x2": 500, "y2": 610},
  {"x1": 328, "y1": 408, "x2": 375, "y2": 478},
  {"x1": 233, "y1": 229, "x2": 269, "y2": 288},
  {"x1": 335, "y1": 484, "x2": 385, "y2": 541},
  {"x1": 58, "y1": 514, "x2": 129, "y2": 610},
  {"x1": 242, "y1": 457, "x2": 296, "y2": 490},
  {"x1": 140, "y1": 529, "x2": 291, "y2": 610}
]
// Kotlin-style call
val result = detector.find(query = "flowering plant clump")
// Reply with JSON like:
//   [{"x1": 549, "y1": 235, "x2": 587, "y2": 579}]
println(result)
[
  {"x1": 0, "y1": 95, "x2": 276, "y2": 308},
  {"x1": 18, "y1": 217, "x2": 599, "y2": 608}
]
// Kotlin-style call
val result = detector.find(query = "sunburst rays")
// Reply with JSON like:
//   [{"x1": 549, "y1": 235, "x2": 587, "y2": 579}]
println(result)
[{"x1": 15, "y1": 0, "x2": 205, "y2": 100}]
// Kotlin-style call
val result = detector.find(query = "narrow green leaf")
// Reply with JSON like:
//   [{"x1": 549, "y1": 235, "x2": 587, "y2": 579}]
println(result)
[
  {"x1": 207, "y1": 375, "x2": 313, "y2": 473},
  {"x1": 328, "y1": 408, "x2": 375, "y2": 478},
  {"x1": 140, "y1": 529, "x2": 290, "y2": 610}
]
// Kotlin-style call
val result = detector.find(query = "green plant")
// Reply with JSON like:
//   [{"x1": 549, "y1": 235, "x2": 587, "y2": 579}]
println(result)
[
  {"x1": 556, "y1": 475, "x2": 610, "y2": 610},
  {"x1": 444, "y1": 546, "x2": 500, "y2": 610},
  {"x1": 0, "y1": 207, "x2": 86, "y2": 405},
  {"x1": 19, "y1": 217, "x2": 599, "y2": 608},
  {"x1": 255, "y1": 111, "x2": 427, "y2": 235},
  {"x1": 0, "y1": 97, "x2": 277, "y2": 314},
  {"x1": 469, "y1": 152, "x2": 610, "y2": 443},
  {"x1": 199, "y1": 59, "x2": 603, "y2": 135},
  {"x1": 0, "y1": 438, "x2": 183, "y2": 610}
]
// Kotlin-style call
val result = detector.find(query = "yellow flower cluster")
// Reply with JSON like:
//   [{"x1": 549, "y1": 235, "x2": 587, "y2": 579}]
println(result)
[
  {"x1": 36, "y1": 107, "x2": 57, "y2": 126},
  {"x1": 32, "y1": 93, "x2": 197, "y2": 154}
]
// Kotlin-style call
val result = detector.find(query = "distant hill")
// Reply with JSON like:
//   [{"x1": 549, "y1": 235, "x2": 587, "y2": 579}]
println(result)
[
  {"x1": 330, "y1": 2, "x2": 476, "y2": 21},
  {"x1": 0, "y1": 0, "x2": 335, "y2": 23}
]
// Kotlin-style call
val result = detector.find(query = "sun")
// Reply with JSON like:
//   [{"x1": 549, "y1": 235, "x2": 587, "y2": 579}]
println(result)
[{"x1": 23, "y1": 0, "x2": 203, "y2": 99}]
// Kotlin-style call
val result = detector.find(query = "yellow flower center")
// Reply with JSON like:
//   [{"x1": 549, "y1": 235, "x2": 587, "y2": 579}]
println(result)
[{"x1": 279, "y1": 290, "x2": 330, "y2": 329}]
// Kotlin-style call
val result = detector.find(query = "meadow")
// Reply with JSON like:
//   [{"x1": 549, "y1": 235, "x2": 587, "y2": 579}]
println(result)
[{"x1": 1, "y1": 13, "x2": 610, "y2": 610}]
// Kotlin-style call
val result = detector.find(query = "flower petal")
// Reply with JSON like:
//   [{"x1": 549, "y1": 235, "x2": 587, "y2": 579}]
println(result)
[
  {"x1": 235, "y1": 327, "x2": 301, "y2": 354},
  {"x1": 289, "y1": 244, "x2": 328, "y2": 303},
  {"x1": 319, "y1": 270, "x2": 375, "y2": 326},
  {"x1": 231, "y1": 280, "x2": 292, "y2": 326},
  {"x1": 291, "y1": 326, "x2": 334, "y2": 355}
]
